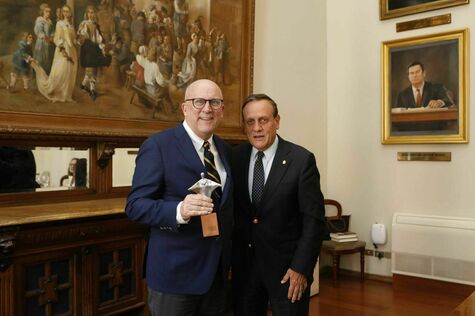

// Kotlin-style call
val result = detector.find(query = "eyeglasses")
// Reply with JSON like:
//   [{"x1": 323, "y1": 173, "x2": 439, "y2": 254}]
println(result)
[{"x1": 185, "y1": 98, "x2": 224, "y2": 110}]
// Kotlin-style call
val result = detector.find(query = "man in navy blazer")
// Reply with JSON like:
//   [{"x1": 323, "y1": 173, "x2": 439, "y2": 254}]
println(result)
[
  {"x1": 126, "y1": 79, "x2": 233, "y2": 315},
  {"x1": 232, "y1": 94, "x2": 327, "y2": 316}
]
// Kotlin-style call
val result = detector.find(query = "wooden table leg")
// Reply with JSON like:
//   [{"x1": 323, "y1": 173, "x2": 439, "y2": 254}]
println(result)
[
  {"x1": 332, "y1": 254, "x2": 339, "y2": 287},
  {"x1": 360, "y1": 249, "x2": 365, "y2": 282}
]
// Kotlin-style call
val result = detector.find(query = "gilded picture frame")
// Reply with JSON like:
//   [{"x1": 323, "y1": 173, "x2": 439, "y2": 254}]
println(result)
[
  {"x1": 381, "y1": 29, "x2": 468, "y2": 144},
  {"x1": 0, "y1": 0, "x2": 254, "y2": 141},
  {"x1": 379, "y1": 0, "x2": 469, "y2": 20}
]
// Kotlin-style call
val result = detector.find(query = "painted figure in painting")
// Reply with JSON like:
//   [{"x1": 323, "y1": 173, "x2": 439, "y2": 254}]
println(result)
[
  {"x1": 158, "y1": 34, "x2": 173, "y2": 78},
  {"x1": 54, "y1": 7, "x2": 63, "y2": 25},
  {"x1": 110, "y1": 36, "x2": 134, "y2": 74},
  {"x1": 214, "y1": 32, "x2": 228, "y2": 85},
  {"x1": 8, "y1": 32, "x2": 34, "y2": 91},
  {"x1": 135, "y1": 45, "x2": 173, "y2": 114},
  {"x1": 148, "y1": 31, "x2": 163, "y2": 59},
  {"x1": 396, "y1": 61, "x2": 453, "y2": 108},
  {"x1": 173, "y1": 0, "x2": 189, "y2": 54},
  {"x1": 8, "y1": 33, "x2": 34, "y2": 90},
  {"x1": 130, "y1": 11, "x2": 147, "y2": 54},
  {"x1": 34, "y1": 3, "x2": 55, "y2": 75},
  {"x1": 78, "y1": 5, "x2": 112, "y2": 101},
  {"x1": 177, "y1": 32, "x2": 198, "y2": 88},
  {"x1": 32, "y1": 5, "x2": 78, "y2": 103}
]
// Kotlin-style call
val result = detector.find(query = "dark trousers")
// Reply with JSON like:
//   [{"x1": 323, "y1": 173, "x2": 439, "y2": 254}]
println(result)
[
  {"x1": 233, "y1": 260, "x2": 310, "y2": 316},
  {"x1": 148, "y1": 271, "x2": 227, "y2": 316}
]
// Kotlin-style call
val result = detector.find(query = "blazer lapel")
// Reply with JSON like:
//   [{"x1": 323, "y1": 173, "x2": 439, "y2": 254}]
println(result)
[
  {"x1": 174, "y1": 124, "x2": 205, "y2": 178},
  {"x1": 259, "y1": 137, "x2": 291, "y2": 211}
]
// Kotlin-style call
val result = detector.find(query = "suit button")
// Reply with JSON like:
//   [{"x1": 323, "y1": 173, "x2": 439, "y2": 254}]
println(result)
[{"x1": 252, "y1": 218, "x2": 258, "y2": 224}]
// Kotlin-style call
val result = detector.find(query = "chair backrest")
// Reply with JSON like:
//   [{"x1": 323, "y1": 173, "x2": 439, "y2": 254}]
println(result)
[{"x1": 324, "y1": 199, "x2": 342, "y2": 221}]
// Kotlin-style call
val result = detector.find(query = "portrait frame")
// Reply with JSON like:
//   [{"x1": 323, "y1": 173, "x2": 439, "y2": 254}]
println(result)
[
  {"x1": 379, "y1": 0, "x2": 469, "y2": 20},
  {"x1": 381, "y1": 28, "x2": 468, "y2": 144},
  {"x1": 0, "y1": 0, "x2": 254, "y2": 141}
]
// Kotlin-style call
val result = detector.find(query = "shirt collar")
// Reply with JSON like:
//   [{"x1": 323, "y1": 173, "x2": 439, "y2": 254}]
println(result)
[
  {"x1": 412, "y1": 82, "x2": 425, "y2": 94},
  {"x1": 182, "y1": 121, "x2": 214, "y2": 151},
  {"x1": 251, "y1": 135, "x2": 279, "y2": 159}
]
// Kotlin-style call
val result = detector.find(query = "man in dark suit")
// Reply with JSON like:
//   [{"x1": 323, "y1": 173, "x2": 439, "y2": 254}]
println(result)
[
  {"x1": 125, "y1": 79, "x2": 233, "y2": 316},
  {"x1": 396, "y1": 61, "x2": 453, "y2": 108},
  {"x1": 232, "y1": 94, "x2": 327, "y2": 316}
]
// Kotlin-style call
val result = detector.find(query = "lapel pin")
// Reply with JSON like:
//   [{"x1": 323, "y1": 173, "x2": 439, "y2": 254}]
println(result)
[{"x1": 282, "y1": 160, "x2": 286, "y2": 165}]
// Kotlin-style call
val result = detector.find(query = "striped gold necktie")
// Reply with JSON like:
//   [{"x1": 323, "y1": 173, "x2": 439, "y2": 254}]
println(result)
[{"x1": 203, "y1": 141, "x2": 222, "y2": 199}]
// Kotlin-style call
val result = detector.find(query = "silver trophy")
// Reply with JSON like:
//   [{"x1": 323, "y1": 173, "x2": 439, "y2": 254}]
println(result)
[
  {"x1": 188, "y1": 172, "x2": 221, "y2": 197},
  {"x1": 188, "y1": 173, "x2": 221, "y2": 237}
]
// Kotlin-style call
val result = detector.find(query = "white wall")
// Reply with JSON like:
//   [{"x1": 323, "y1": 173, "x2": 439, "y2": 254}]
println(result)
[
  {"x1": 326, "y1": 1, "x2": 475, "y2": 276},
  {"x1": 255, "y1": 0, "x2": 475, "y2": 276},
  {"x1": 254, "y1": 0, "x2": 328, "y2": 189}
]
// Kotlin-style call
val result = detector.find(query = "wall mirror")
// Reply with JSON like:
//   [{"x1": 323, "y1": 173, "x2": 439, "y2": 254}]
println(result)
[
  {"x1": 112, "y1": 148, "x2": 138, "y2": 188},
  {"x1": 0, "y1": 146, "x2": 90, "y2": 194}
]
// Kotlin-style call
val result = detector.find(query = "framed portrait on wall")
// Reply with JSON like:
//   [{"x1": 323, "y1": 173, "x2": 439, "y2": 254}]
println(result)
[
  {"x1": 379, "y1": 0, "x2": 469, "y2": 20},
  {"x1": 381, "y1": 29, "x2": 468, "y2": 144},
  {"x1": 0, "y1": 0, "x2": 254, "y2": 140}
]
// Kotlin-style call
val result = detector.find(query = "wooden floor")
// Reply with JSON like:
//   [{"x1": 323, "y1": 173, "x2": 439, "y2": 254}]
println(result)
[
  {"x1": 306, "y1": 272, "x2": 473, "y2": 316},
  {"x1": 227, "y1": 272, "x2": 474, "y2": 315}
]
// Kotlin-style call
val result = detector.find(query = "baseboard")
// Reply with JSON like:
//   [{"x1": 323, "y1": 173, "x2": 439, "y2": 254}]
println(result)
[
  {"x1": 319, "y1": 266, "x2": 393, "y2": 283},
  {"x1": 320, "y1": 266, "x2": 475, "y2": 294}
]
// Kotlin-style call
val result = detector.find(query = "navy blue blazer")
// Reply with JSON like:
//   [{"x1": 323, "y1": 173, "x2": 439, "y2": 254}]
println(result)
[
  {"x1": 232, "y1": 136, "x2": 327, "y2": 298},
  {"x1": 125, "y1": 123, "x2": 233, "y2": 295}
]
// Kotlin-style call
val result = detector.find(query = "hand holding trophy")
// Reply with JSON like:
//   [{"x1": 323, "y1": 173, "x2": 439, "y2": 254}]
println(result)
[{"x1": 188, "y1": 173, "x2": 221, "y2": 237}]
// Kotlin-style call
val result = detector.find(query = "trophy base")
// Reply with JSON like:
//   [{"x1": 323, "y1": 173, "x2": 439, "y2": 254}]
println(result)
[{"x1": 201, "y1": 213, "x2": 220, "y2": 237}]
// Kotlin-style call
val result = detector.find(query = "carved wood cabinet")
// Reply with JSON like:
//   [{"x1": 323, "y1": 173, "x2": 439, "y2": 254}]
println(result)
[{"x1": 0, "y1": 198, "x2": 148, "y2": 316}]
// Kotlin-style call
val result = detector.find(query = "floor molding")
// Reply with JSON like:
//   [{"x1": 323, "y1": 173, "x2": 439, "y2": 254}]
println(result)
[{"x1": 320, "y1": 266, "x2": 393, "y2": 283}]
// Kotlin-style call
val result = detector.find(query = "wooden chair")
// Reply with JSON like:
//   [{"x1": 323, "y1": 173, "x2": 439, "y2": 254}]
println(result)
[{"x1": 321, "y1": 199, "x2": 366, "y2": 287}]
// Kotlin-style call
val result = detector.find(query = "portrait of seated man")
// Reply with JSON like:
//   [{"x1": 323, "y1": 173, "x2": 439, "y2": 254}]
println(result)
[{"x1": 396, "y1": 61, "x2": 453, "y2": 109}]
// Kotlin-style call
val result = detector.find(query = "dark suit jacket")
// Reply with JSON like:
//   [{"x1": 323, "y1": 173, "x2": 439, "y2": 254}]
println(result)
[
  {"x1": 396, "y1": 81, "x2": 453, "y2": 108},
  {"x1": 125, "y1": 124, "x2": 233, "y2": 295},
  {"x1": 232, "y1": 136, "x2": 327, "y2": 298}
]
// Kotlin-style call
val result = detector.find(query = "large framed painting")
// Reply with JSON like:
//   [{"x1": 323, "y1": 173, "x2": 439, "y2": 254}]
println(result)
[
  {"x1": 0, "y1": 0, "x2": 254, "y2": 140},
  {"x1": 381, "y1": 29, "x2": 468, "y2": 144},
  {"x1": 379, "y1": 0, "x2": 469, "y2": 20}
]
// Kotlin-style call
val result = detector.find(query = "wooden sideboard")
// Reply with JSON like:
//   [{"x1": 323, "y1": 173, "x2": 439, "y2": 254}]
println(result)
[{"x1": 0, "y1": 198, "x2": 148, "y2": 316}]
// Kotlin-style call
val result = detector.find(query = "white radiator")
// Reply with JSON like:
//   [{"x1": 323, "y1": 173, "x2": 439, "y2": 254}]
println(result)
[{"x1": 392, "y1": 212, "x2": 475, "y2": 285}]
